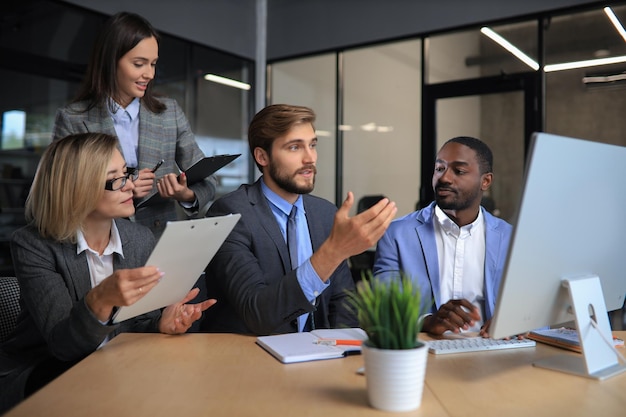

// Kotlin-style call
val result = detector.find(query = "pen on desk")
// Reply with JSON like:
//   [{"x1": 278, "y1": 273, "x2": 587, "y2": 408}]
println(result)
[
  {"x1": 151, "y1": 159, "x2": 165, "y2": 173},
  {"x1": 315, "y1": 339, "x2": 363, "y2": 346}
]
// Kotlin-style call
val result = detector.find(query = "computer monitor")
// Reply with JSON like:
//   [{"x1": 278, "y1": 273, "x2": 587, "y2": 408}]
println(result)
[{"x1": 489, "y1": 132, "x2": 626, "y2": 380}]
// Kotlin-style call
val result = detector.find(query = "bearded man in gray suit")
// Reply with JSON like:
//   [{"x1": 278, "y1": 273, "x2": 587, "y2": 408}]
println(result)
[{"x1": 202, "y1": 104, "x2": 397, "y2": 335}]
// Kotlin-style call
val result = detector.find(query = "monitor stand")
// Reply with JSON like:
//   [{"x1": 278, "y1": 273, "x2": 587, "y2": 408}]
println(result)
[{"x1": 533, "y1": 275, "x2": 626, "y2": 380}]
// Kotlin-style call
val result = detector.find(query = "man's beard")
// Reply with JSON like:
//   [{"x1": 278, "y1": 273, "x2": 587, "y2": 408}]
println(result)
[
  {"x1": 269, "y1": 163, "x2": 316, "y2": 195},
  {"x1": 434, "y1": 185, "x2": 480, "y2": 211}
]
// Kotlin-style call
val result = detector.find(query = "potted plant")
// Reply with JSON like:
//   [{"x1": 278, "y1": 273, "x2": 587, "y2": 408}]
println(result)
[{"x1": 346, "y1": 272, "x2": 428, "y2": 412}]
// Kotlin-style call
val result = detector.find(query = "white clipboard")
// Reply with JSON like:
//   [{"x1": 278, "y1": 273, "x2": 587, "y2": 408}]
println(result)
[{"x1": 112, "y1": 214, "x2": 240, "y2": 323}]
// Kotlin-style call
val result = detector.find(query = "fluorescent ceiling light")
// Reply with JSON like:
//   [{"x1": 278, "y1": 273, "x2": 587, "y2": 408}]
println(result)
[
  {"x1": 481, "y1": 24, "x2": 626, "y2": 73},
  {"x1": 582, "y1": 72, "x2": 626, "y2": 84},
  {"x1": 203, "y1": 74, "x2": 251, "y2": 90},
  {"x1": 480, "y1": 27, "x2": 539, "y2": 71},
  {"x1": 361, "y1": 122, "x2": 376, "y2": 132},
  {"x1": 604, "y1": 7, "x2": 626, "y2": 43},
  {"x1": 544, "y1": 55, "x2": 626, "y2": 72},
  {"x1": 315, "y1": 130, "x2": 332, "y2": 137}
]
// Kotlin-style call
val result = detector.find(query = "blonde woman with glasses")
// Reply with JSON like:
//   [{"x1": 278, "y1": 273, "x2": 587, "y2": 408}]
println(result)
[{"x1": 0, "y1": 133, "x2": 215, "y2": 413}]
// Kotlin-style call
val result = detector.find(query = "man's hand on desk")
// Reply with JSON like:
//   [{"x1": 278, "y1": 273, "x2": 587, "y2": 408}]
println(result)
[
  {"x1": 159, "y1": 287, "x2": 217, "y2": 334},
  {"x1": 479, "y1": 320, "x2": 527, "y2": 340},
  {"x1": 422, "y1": 299, "x2": 481, "y2": 335}
]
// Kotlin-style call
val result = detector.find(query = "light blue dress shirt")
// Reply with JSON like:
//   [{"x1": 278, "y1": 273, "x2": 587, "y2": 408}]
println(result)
[
  {"x1": 109, "y1": 98, "x2": 140, "y2": 168},
  {"x1": 261, "y1": 178, "x2": 329, "y2": 332},
  {"x1": 108, "y1": 97, "x2": 197, "y2": 210}
]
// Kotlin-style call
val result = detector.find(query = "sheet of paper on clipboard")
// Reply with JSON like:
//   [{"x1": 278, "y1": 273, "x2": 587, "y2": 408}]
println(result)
[{"x1": 112, "y1": 214, "x2": 240, "y2": 323}]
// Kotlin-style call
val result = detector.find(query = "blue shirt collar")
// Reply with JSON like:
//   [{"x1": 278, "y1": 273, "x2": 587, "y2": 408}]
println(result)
[
  {"x1": 108, "y1": 97, "x2": 140, "y2": 120},
  {"x1": 260, "y1": 177, "x2": 304, "y2": 216}
]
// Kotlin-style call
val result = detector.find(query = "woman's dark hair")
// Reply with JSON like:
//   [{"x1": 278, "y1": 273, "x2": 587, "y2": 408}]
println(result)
[{"x1": 73, "y1": 12, "x2": 165, "y2": 114}]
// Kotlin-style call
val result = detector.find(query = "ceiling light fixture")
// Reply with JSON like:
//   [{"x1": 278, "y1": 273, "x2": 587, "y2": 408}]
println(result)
[
  {"x1": 481, "y1": 24, "x2": 626, "y2": 73},
  {"x1": 544, "y1": 55, "x2": 626, "y2": 72},
  {"x1": 315, "y1": 130, "x2": 332, "y2": 137},
  {"x1": 480, "y1": 27, "x2": 540, "y2": 71},
  {"x1": 203, "y1": 74, "x2": 251, "y2": 90},
  {"x1": 604, "y1": 7, "x2": 626, "y2": 43},
  {"x1": 582, "y1": 72, "x2": 626, "y2": 84}
]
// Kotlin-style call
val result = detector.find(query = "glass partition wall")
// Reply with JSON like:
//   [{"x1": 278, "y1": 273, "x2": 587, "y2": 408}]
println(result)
[
  {"x1": 269, "y1": 3, "x2": 626, "y2": 218},
  {"x1": 343, "y1": 40, "x2": 422, "y2": 217},
  {"x1": 270, "y1": 54, "x2": 337, "y2": 203},
  {"x1": 268, "y1": 3, "x2": 626, "y2": 329}
]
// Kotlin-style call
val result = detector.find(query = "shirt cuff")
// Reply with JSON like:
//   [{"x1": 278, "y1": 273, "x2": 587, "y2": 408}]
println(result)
[
  {"x1": 179, "y1": 198, "x2": 199, "y2": 214},
  {"x1": 297, "y1": 259, "x2": 329, "y2": 303}
]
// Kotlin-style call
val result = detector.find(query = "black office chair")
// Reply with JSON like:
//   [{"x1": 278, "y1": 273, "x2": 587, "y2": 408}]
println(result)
[
  {"x1": 349, "y1": 195, "x2": 386, "y2": 282},
  {"x1": 0, "y1": 276, "x2": 21, "y2": 343},
  {"x1": 357, "y1": 195, "x2": 386, "y2": 214}
]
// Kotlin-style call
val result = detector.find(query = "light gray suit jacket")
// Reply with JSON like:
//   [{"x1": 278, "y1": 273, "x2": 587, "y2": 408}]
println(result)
[
  {"x1": 52, "y1": 98, "x2": 216, "y2": 237},
  {"x1": 0, "y1": 219, "x2": 159, "y2": 411}
]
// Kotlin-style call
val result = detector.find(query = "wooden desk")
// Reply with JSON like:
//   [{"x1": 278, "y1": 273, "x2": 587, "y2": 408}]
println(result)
[{"x1": 5, "y1": 332, "x2": 626, "y2": 417}]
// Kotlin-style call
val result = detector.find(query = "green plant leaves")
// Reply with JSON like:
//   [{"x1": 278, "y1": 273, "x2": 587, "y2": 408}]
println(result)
[{"x1": 346, "y1": 272, "x2": 424, "y2": 349}]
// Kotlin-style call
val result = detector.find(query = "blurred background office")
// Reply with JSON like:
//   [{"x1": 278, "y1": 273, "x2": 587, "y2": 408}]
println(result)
[{"x1": 1, "y1": 1, "x2": 625, "y2": 330}]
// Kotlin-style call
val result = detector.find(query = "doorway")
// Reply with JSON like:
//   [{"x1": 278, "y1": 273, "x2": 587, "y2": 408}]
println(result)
[{"x1": 421, "y1": 72, "x2": 541, "y2": 223}]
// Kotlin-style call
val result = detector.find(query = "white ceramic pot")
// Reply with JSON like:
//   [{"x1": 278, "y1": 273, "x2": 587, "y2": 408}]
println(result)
[{"x1": 361, "y1": 342, "x2": 428, "y2": 412}]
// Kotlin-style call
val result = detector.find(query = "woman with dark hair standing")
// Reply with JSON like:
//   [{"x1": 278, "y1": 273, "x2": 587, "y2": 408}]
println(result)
[
  {"x1": 53, "y1": 12, "x2": 216, "y2": 238},
  {"x1": 0, "y1": 133, "x2": 215, "y2": 413}
]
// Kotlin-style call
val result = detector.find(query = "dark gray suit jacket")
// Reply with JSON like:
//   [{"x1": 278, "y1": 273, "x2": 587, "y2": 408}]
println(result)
[
  {"x1": 52, "y1": 98, "x2": 216, "y2": 237},
  {"x1": 202, "y1": 179, "x2": 358, "y2": 335},
  {"x1": 0, "y1": 219, "x2": 159, "y2": 411}
]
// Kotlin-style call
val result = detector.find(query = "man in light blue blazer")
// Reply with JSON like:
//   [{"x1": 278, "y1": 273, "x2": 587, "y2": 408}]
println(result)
[{"x1": 373, "y1": 137, "x2": 512, "y2": 336}]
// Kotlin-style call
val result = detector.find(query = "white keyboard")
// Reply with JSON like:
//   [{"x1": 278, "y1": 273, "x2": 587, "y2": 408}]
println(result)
[{"x1": 427, "y1": 337, "x2": 536, "y2": 355}]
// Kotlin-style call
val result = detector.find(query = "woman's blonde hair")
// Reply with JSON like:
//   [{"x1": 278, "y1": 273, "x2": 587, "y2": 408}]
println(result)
[{"x1": 26, "y1": 133, "x2": 118, "y2": 242}]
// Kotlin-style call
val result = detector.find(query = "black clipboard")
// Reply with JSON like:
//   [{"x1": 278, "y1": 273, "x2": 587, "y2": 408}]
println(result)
[{"x1": 137, "y1": 154, "x2": 240, "y2": 208}]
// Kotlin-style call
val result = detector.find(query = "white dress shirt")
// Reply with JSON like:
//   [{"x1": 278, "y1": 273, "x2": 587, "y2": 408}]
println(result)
[
  {"x1": 433, "y1": 205, "x2": 486, "y2": 332},
  {"x1": 76, "y1": 221, "x2": 124, "y2": 347}
]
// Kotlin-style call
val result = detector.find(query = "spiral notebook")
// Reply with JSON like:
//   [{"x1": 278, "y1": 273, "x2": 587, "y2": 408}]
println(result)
[{"x1": 256, "y1": 328, "x2": 367, "y2": 364}]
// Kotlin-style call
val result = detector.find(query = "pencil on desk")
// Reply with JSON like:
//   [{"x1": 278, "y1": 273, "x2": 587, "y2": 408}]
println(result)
[{"x1": 315, "y1": 339, "x2": 363, "y2": 346}]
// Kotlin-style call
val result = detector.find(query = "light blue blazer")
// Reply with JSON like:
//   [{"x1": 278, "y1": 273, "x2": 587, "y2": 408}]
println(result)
[{"x1": 373, "y1": 201, "x2": 513, "y2": 321}]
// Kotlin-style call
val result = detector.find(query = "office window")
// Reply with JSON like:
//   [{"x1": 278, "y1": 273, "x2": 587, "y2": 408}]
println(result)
[
  {"x1": 545, "y1": 5, "x2": 626, "y2": 146},
  {"x1": 343, "y1": 39, "x2": 422, "y2": 217},
  {"x1": 270, "y1": 54, "x2": 337, "y2": 203},
  {"x1": 191, "y1": 45, "x2": 252, "y2": 196},
  {"x1": 426, "y1": 20, "x2": 538, "y2": 83}
]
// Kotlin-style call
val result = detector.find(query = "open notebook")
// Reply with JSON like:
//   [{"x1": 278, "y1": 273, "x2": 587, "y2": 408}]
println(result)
[
  {"x1": 257, "y1": 328, "x2": 367, "y2": 364},
  {"x1": 112, "y1": 214, "x2": 240, "y2": 323}
]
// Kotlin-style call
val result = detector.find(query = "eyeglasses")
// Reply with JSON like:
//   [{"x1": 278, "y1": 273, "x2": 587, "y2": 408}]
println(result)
[{"x1": 104, "y1": 168, "x2": 139, "y2": 191}]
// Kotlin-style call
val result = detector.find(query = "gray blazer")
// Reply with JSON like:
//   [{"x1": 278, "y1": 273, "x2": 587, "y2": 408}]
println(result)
[
  {"x1": 52, "y1": 98, "x2": 216, "y2": 237},
  {"x1": 0, "y1": 219, "x2": 159, "y2": 411},
  {"x1": 202, "y1": 179, "x2": 358, "y2": 335}
]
